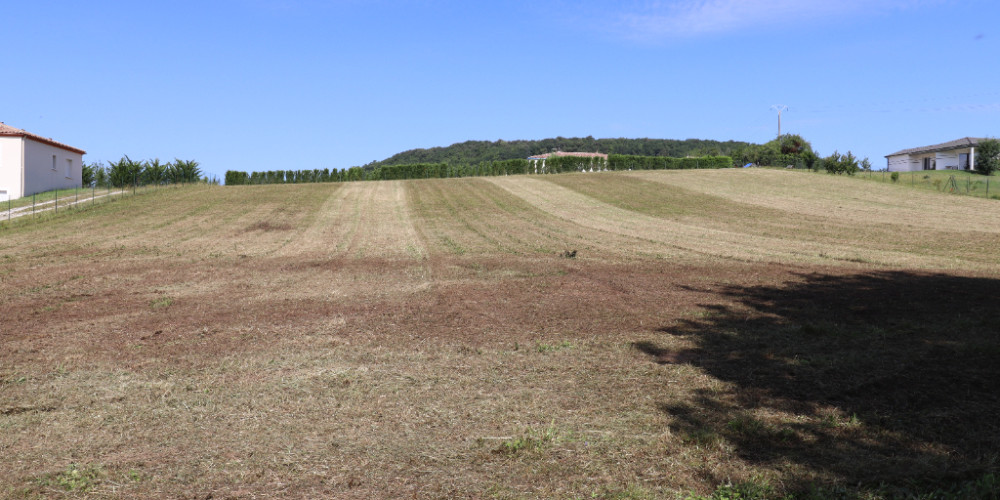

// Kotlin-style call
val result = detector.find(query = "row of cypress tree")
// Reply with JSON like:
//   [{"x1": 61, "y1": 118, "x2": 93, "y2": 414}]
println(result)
[{"x1": 224, "y1": 155, "x2": 734, "y2": 185}]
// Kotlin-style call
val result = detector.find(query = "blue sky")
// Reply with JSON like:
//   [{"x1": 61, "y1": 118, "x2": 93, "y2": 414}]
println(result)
[{"x1": 3, "y1": 0, "x2": 998, "y2": 180}]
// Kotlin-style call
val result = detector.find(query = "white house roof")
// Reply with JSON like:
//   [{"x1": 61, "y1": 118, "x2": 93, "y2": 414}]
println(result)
[
  {"x1": 885, "y1": 137, "x2": 985, "y2": 158},
  {"x1": 0, "y1": 122, "x2": 87, "y2": 155}
]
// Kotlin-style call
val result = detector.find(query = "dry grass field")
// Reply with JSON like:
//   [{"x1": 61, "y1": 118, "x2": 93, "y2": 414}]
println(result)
[{"x1": 2, "y1": 169, "x2": 999, "y2": 499}]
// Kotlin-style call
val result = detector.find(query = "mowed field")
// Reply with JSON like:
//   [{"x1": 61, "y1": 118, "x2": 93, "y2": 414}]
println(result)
[{"x1": 2, "y1": 169, "x2": 999, "y2": 498}]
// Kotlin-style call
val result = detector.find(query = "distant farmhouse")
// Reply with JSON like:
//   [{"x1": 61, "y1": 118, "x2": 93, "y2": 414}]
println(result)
[
  {"x1": 885, "y1": 137, "x2": 984, "y2": 172},
  {"x1": 0, "y1": 123, "x2": 86, "y2": 201},
  {"x1": 527, "y1": 151, "x2": 608, "y2": 173}
]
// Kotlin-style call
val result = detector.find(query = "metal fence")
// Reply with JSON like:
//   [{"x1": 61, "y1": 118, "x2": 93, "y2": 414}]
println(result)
[
  {"x1": 0, "y1": 183, "x2": 181, "y2": 228},
  {"x1": 857, "y1": 170, "x2": 996, "y2": 199}
]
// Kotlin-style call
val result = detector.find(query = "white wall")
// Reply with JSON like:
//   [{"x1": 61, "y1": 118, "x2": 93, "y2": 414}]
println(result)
[
  {"x1": 887, "y1": 154, "x2": 920, "y2": 172},
  {"x1": 936, "y1": 151, "x2": 960, "y2": 170},
  {"x1": 22, "y1": 138, "x2": 83, "y2": 198},
  {"x1": 0, "y1": 136, "x2": 24, "y2": 200}
]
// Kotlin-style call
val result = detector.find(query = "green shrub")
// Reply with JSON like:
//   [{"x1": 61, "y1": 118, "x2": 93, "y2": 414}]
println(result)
[
  {"x1": 891, "y1": 172, "x2": 899, "y2": 183},
  {"x1": 974, "y1": 138, "x2": 1000, "y2": 175}
]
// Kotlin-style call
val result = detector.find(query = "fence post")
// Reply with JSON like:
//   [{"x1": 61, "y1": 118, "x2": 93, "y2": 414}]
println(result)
[
  {"x1": 32, "y1": 193, "x2": 35, "y2": 217},
  {"x1": 55, "y1": 190, "x2": 58, "y2": 213}
]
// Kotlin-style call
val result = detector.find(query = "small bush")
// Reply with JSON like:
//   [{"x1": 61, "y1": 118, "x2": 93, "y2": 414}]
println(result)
[{"x1": 891, "y1": 172, "x2": 899, "y2": 183}]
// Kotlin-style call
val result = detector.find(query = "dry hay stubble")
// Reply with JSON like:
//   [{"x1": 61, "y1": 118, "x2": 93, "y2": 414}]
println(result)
[{"x1": 3, "y1": 170, "x2": 1000, "y2": 497}]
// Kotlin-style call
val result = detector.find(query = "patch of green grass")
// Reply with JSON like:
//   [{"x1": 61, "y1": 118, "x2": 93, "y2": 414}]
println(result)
[
  {"x1": 591, "y1": 483, "x2": 658, "y2": 499},
  {"x1": 495, "y1": 422, "x2": 560, "y2": 455},
  {"x1": 37, "y1": 463, "x2": 104, "y2": 492},
  {"x1": 684, "y1": 478, "x2": 788, "y2": 500},
  {"x1": 727, "y1": 414, "x2": 767, "y2": 436},
  {"x1": 820, "y1": 413, "x2": 861, "y2": 429},
  {"x1": 149, "y1": 296, "x2": 173, "y2": 309},
  {"x1": 683, "y1": 428, "x2": 724, "y2": 448},
  {"x1": 536, "y1": 340, "x2": 574, "y2": 353}
]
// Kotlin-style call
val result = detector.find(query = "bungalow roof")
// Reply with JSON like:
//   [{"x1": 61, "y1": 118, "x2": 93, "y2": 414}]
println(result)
[{"x1": 885, "y1": 137, "x2": 985, "y2": 158}]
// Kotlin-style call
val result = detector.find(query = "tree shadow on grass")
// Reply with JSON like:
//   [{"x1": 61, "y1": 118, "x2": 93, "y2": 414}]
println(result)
[{"x1": 637, "y1": 271, "x2": 1000, "y2": 495}]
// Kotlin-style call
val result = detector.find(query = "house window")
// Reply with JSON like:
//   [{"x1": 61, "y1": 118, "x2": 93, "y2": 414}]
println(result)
[
  {"x1": 66, "y1": 158, "x2": 73, "y2": 178},
  {"x1": 52, "y1": 155, "x2": 57, "y2": 170},
  {"x1": 960, "y1": 153, "x2": 970, "y2": 170},
  {"x1": 922, "y1": 157, "x2": 935, "y2": 170}
]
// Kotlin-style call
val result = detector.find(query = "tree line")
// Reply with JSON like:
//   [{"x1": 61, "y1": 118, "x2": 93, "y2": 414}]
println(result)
[
  {"x1": 82, "y1": 157, "x2": 207, "y2": 187},
  {"x1": 730, "y1": 134, "x2": 873, "y2": 175},
  {"x1": 366, "y1": 137, "x2": 750, "y2": 168},
  {"x1": 224, "y1": 155, "x2": 734, "y2": 185}
]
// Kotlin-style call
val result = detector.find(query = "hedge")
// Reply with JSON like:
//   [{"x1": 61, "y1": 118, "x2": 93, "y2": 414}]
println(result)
[
  {"x1": 607, "y1": 155, "x2": 732, "y2": 170},
  {"x1": 224, "y1": 155, "x2": 732, "y2": 185}
]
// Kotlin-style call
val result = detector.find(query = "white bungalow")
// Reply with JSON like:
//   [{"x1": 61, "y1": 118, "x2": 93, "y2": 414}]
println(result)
[
  {"x1": 0, "y1": 123, "x2": 86, "y2": 201},
  {"x1": 885, "y1": 137, "x2": 984, "y2": 172}
]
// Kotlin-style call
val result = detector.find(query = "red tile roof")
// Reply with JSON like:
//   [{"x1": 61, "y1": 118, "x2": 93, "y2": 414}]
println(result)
[{"x1": 0, "y1": 122, "x2": 87, "y2": 154}]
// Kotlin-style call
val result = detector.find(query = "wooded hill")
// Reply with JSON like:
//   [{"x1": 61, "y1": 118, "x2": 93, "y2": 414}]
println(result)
[{"x1": 368, "y1": 137, "x2": 750, "y2": 167}]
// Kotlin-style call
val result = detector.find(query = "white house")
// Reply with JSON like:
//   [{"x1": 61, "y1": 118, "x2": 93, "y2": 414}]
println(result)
[
  {"x1": 0, "y1": 122, "x2": 86, "y2": 201},
  {"x1": 885, "y1": 137, "x2": 984, "y2": 172}
]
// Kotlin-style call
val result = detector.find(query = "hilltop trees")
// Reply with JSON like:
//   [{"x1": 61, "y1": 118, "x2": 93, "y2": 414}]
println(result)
[
  {"x1": 369, "y1": 137, "x2": 750, "y2": 168},
  {"x1": 732, "y1": 134, "x2": 817, "y2": 168},
  {"x1": 773, "y1": 134, "x2": 813, "y2": 155},
  {"x1": 822, "y1": 150, "x2": 861, "y2": 176}
]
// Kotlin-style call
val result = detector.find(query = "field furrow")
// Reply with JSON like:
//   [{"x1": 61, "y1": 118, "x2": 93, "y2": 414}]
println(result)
[
  {"x1": 544, "y1": 172, "x2": 1000, "y2": 270},
  {"x1": 630, "y1": 168, "x2": 1000, "y2": 233},
  {"x1": 488, "y1": 175, "x2": 934, "y2": 266}
]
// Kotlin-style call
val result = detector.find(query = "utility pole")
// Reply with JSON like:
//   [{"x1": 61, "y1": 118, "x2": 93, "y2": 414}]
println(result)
[{"x1": 770, "y1": 105, "x2": 788, "y2": 139}]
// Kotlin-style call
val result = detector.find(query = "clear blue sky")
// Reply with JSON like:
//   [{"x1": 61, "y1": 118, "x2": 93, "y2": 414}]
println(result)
[{"x1": 3, "y1": 0, "x2": 998, "y2": 180}]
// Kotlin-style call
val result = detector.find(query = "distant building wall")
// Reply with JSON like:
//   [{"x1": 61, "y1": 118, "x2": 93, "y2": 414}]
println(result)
[
  {"x1": 886, "y1": 154, "x2": 916, "y2": 172},
  {"x1": 936, "y1": 151, "x2": 960, "y2": 170},
  {"x1": 0, "y1": 136, "x2": 24, "y2": 200},
  {"x1": 22, "y1": 138, "x2": 83, "y2": 197}
]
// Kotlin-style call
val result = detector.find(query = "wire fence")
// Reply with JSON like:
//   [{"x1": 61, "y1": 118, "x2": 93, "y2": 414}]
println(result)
[
  {"x1": 0, "y1": 183, "x2": 185, "y2": 229},
  {"x1": 855, "y1": 169, "x2": 997, "y2": 200}
]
